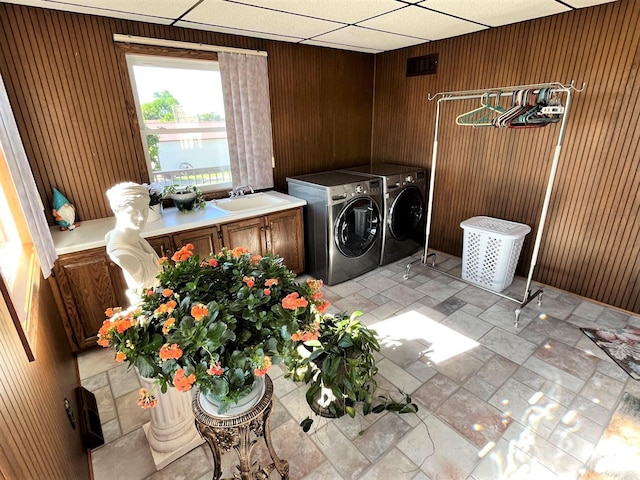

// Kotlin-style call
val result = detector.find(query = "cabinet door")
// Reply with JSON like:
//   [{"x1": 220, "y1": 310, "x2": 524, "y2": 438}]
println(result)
[
  {"x1": 53, "y1": 249, "x2": 128, "y2": 352},
  {"x1": 267, "y1": 208, "x2": 305, "y2": 274},
  {"x1": 173, "y1": 226, "x2": 222, "y2": 259},
  {"x1": 220, "y1": 216, "x2": 265, "y2": 256},
  {"x1": 146, "y1": 234, "x2": 174, "y2": 259}
]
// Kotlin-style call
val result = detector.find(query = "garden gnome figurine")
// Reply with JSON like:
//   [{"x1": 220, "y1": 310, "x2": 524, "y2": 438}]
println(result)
[
  {"x1": 52, "y1": 187, "x2": 80, "y2": 231},
  {"x1": 105, "y1": 182, "x2": 160, "y2": 306}
]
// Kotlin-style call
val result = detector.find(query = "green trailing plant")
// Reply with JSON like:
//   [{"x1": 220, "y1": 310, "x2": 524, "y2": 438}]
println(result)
[{"x1": 287, "y1": 311, "x2": 418, "y2": 431}]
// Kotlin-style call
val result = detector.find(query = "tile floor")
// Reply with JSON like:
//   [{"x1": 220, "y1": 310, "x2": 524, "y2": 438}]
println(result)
[{"x1": 78, "y1": 251, "x2": 640, "y2": 480}]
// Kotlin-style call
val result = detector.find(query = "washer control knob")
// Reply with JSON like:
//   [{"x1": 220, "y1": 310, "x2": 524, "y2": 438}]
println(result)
[
  {"x1": 355, "y1": 185, "x2": 363, "y2": 193},
  {"x1": 405, "y1": 175, "x2": 414, "y2": 183}
]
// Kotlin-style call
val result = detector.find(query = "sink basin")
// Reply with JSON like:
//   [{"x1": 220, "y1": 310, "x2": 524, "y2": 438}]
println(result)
[{"x1": 213, "y1": 192, "x2": 286, "y2": 213}]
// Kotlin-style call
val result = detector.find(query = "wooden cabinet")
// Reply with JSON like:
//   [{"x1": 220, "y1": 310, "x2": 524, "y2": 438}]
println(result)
[
  {"x1": 52, "y1": 207, "x2": 304, "y2": 352},
  {"x1": 50, "y1": 248, "x2": 129, "y2": 352},
  {"x1": 172, "y1": 226, "x2": 222, "y2": 258},
  {"x1": 267, "y1": 209, "x2": 305, "y2": 274},
  {"x1": 221, "y1": 207, "x2": 304, "y2": 274},
  {"x1": 220, "y1": 216, "x2": 265, "y2": 256},
  {"x1": 146, "y1": 234, "x2": 174, "y2": 258}
]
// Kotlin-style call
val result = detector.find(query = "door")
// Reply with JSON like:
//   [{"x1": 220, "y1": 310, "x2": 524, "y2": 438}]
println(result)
[
  {"x1": 334, "y1": 197, "x2": 381, "y2": 258},
  {"x1": 388, "y1": 186, "x2": 424, "y2": 241}
]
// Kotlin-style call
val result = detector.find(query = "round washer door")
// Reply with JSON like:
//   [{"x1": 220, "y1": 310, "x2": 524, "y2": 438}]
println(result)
[
  {"x1": 389, "y1": 186, "x2": 424, "y2": 241},
  {"x1": 335, "y1": 197, "x2": 381, "y2": 258}
]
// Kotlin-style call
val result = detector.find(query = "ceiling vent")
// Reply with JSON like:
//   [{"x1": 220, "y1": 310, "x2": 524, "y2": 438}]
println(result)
[{"x1": 406, "y1": 54, "x2": 438, "y2": 77}]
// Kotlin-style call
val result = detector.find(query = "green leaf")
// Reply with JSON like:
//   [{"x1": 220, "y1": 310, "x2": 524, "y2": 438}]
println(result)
[
  {"x1": 300, "y1": 417, "x2": 313, "y2": 433},
  {"x1": 162, "y1": 359, "x2": 176, "y2": 374},
  {"x1": 135, "y1": 355, "x2": 158, "y2": 378},
  {"x1": 209, "y1": 377, "x2": 229, "y2": 398}
]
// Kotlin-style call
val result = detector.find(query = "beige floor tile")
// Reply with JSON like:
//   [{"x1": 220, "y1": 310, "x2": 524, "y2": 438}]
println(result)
[
  {"x1": 480, "y1": 327, "x2": 538, "y2": 365},
  {"x1": 358, "y1": 448, "x2": 419, "y2": 480},
  {"x1": 146, "y1": 445, "x2": 212, "y2": 479},
  {"x1": 108, "y1": 363, "x2": 141, "y2": 398},
  {"x1": 470, "y1": 437, "x2": 559, "y2": 480},
  {"x1": 302, "y1": 461, "x2": 345, "y2": 479},
  {"x1": 100, "y1": 417, "x2": 122, "y2": 445},
  {"x1": 435, "y1": 388, "x2": 512, "y2": 449},
  {"x1": 432, "y1": 351, "x2": 484, "y2": 384},
  {"x1": 93, "y1": 384, "x2": 117, "y2": 424},
  {"x1": 441, "y1": 310, "x2": 494, "y2": 341},
  {"x1": 501, "y1": 421, "x2": 585, "y2": 477},
  {"x1": 269, "y1": 419, "x2": 327, "y2": 479},
  {"x1": 352, "y1": 411, "x2": 412, "y2": 461},
  {"x1": 376, "y1": 357, "x2": 423, "y2": 393},
  {"x1": 92, "y1": 428, "x2": 156, "y2": 480},
  {"x1": 115, "y1": 389, "x2": 151, "y2": 434},
  {"x1": 78, "y1": 346, "x2": 119, "y2": 379},
  {"x1": 403, "y1": 415, "x2": 479, "y2": 479},
  {"x1": 311, "y1": 422, "x2": 371, "y2": 479}
]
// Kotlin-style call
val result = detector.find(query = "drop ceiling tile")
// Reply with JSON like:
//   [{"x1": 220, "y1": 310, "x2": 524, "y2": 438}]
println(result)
[
  {"x1": 359, "y1": 5, "x2": 486, "y2": 41},
  {"x1": 301, "y1": 39, "x2": 382, "y2": 54},
  {"x1": 1, "y1": 0, "x2": 177, "y2": 23},
  {"x1": 183, "y1": 0, "x2": 342, "y2": 39},
  {"x1": 562, "y1": 0, "x2": 618, "y2": 7},
  {"x1": 174, "y1": 21, "x2": 305, "y2": 43},
  {"x1": 47, "y1": 0, "x2": 196, "y2": 18},
  {"x1": 312, "y1": 26, "x2": 427, "y2": 52},
  {"x1": 231, "y1": 0, "x2": 404, "y2": 24},
  {"x1": 422, "y1": 0, "x2": 570, "y2": 28}
]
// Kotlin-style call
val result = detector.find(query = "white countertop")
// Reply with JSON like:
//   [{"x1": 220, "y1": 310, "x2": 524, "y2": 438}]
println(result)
[{"x1": 51, "y1": 191, "x2": 306, "y2": 255}]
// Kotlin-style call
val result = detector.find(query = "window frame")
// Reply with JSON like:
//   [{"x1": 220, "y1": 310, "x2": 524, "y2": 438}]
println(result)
[
  {"x1": 118, "y1": 45, "x2": 232, "y2": 193},
  {"x1": 0, "y1": 146, "x2": 38, "y2": 361}
]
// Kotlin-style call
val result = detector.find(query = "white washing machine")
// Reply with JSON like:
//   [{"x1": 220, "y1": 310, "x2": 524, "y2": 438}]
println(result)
[
  {"x1": 341, "y1": 164, "x2": 427, "y2": 265},
  {"x1": 286, "y1": 171, "x2": 383, "y2": 285}
]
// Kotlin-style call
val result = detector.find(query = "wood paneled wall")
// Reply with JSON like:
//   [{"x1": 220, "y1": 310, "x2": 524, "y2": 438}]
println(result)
[
  {"x1": 0, "y1": 3, "x2": 374, "y2": 222},
  {"x1": 0, "y1": 278, "x2": 89, "y2": 479},
  {"x1": 372, "y1": 0, "x2": 640, "y2": 312}
]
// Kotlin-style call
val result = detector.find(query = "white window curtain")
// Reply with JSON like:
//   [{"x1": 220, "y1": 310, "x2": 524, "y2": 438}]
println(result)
[
  {"x1": 0, "y1": 74, "x2": 57, "y2": 277},
  {"x1": 218, "y1": 52, "x2": 274, "y2": 190}
]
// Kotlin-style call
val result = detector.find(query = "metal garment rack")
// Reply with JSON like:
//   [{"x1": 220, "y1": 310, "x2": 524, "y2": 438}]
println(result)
[{"x1": 405, "y1": 81, "x2": 585, "y2": 326}]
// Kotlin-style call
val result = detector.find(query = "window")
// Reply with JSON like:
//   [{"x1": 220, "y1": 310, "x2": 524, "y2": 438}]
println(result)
[
  {"x1": 126, "y1": 54, "x2": 231, "y2": 191},
  {"x1": 0, "y1": 147, "x2": 39, "y2": 361}
]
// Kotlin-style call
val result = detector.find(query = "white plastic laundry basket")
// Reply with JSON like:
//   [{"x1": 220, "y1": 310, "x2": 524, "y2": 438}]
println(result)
[{"x1": 460, "y1": 216, "x2": 531, "y2": 292}]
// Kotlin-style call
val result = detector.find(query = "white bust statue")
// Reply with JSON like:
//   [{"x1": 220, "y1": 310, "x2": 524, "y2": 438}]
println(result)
[{"x1": 105, "y1": 182, "x2": 160, "y2": 306}]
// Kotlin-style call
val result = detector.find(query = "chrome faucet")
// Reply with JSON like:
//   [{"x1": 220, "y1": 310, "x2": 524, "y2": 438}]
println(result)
[{"x1": 230, "y1": 185, "x2": 254, "y2": 197}]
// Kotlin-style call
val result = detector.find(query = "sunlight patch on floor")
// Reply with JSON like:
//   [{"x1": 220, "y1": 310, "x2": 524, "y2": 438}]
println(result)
[{"x1": 370, "y1": 310, "x2": 479, "y2": 364}]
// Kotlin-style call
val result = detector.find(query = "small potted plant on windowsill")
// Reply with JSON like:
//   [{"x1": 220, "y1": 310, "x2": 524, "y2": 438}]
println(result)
[{"x1": 163, "y1": 184, "x2": 206, "y2": 212}]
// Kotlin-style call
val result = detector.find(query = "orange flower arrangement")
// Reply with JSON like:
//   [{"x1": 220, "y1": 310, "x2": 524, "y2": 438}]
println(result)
[{"x1": 97, "y1": 245, "x2": 332, "y2": 414}]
